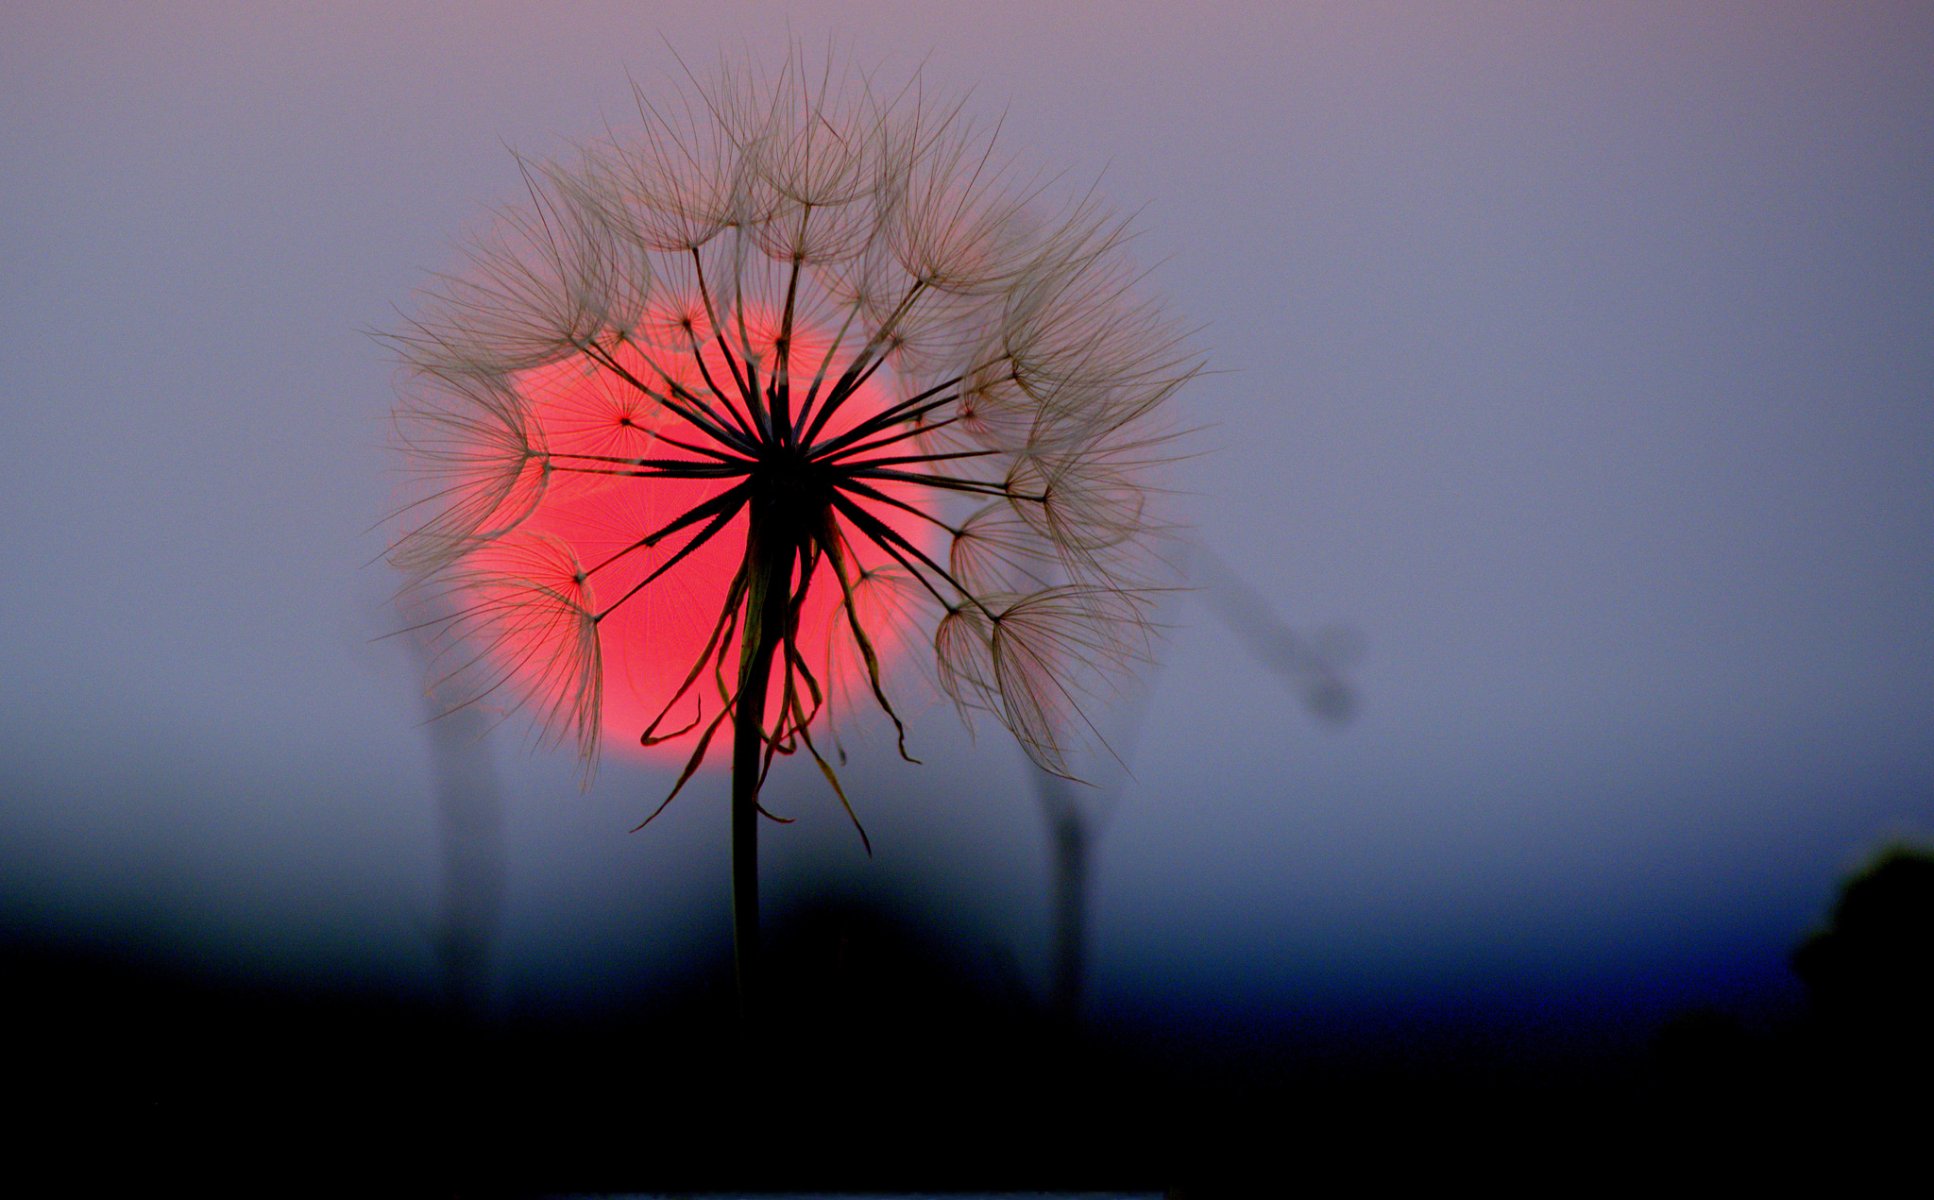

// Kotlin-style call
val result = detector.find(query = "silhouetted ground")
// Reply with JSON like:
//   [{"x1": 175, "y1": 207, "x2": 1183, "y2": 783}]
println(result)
[{"x1": 9, "y1": 861, "x2": 1931, "y2": 1191}]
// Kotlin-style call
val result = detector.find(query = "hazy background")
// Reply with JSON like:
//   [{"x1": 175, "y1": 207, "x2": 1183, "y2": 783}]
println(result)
[{"x1": 3, "y1": 0, "x2": 1930, "y2": 1074}]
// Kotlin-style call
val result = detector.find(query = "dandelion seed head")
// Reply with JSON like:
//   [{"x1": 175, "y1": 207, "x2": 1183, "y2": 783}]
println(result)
[{"x1": 387, "y1": 49, "x2": 1198, "y2": 795}]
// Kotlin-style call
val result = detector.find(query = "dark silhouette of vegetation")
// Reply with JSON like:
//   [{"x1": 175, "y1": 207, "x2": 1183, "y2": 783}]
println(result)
[
  {"x1": 1649, "y1": 841, "x2": 1934, "y2": 1144},
  {"x1": 1792, "y1": 844, "x2": 1934, "y2": 1072},
  {"x1": 5, "y1": 888, "x2": 1648, "y2": 1191}
]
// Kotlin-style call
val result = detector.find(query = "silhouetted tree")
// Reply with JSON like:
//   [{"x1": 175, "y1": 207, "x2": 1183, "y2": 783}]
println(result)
[{"x1": 1792, "y1": 844, "x2": 1934, "y2": 1070}]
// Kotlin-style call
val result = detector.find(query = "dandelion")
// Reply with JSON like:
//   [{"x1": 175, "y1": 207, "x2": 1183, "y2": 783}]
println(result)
[{"x1": 386, "y1": 53, "x2": 1197, "y2": 1012}]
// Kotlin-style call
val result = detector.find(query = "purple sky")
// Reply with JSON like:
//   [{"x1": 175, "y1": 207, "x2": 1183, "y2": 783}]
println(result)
[{"x1": 3, "y1": 3, "x2": 1930, "y2": 1038}]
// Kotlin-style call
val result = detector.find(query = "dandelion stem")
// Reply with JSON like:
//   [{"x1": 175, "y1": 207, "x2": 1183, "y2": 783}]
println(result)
[{"x1": 729, "y1": 503, "x2": 794, "y2": 1023}]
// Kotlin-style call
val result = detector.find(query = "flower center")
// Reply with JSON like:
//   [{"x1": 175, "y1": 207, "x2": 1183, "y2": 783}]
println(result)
[{"x1": 507, "y1": 308, "x2": 936, "y2": 755}]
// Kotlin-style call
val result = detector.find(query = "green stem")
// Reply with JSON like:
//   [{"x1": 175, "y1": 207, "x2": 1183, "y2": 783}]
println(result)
[{"x1": 730, "y1": 511, "x2": 792, "y2": 1024}]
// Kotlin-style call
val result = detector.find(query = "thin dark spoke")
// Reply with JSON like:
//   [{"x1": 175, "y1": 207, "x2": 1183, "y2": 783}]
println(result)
[
  {"x1": 811, "y1": 519, "x2": 916, "y2": 768},
  {"x1": 663, "y1": 373, "x2": 761, "y2": 452},
  {"x1": 553, "y1": 443, "x2": 753, "y2": 466},
  {"x1": 739, "y1": 340, "x2": 767, "y2": 441},
  {"x1": 772, "y1": 207, "x2": 810, "y2": 447},
  {"x1": 847, "y1": 466, "x2": 1036, "y2": 500},
  {"x1": 796, "y1": 280, "x2": 926, "y2": 446},
  {"x1": 669, "y1": 324, "x2": 760, "y2": 443},
  {"x1": 578, "y1": 339, "x2": 729, "y2": 439},
  {"x1": 612, "y1": 329, "x2": 758, "y2": 446},
  {"x1": 829, "y1": 491, "x2": 989, "y2": 615},
  {"x1": 832, "y1": 476, "x2": 965, "y2": 536},
  {"x1": 631, "y1": 702, "x2": 733, "y2": 830},
  {"x1": 553, "y1": 463, "x2": 754, "y2": 480},
  {"x1": 584, "y1": 479, "x2": 754, "y2": 578},
  {"x1": 826, "y1": 508, "x2": 950, "y2": 610},
  {"x1": 579, "y1": 339, "x2": 756, "y2": 455},
  {"x1": 814, "y1": 414, "x2": 961, "y2": 464},
  {"x1": 807, "y1": 380, "x2": 964, "y2": 458},
  {"x1": 595, "y1": 490, "x2": 750, "y2": 620},
  {"x1": 838, "y1": 447, "x2": 1001, "y2": 471},
  {"x1": 832, "y1": 343, "x2": 894, "y2": 407},
  {"x1": 789, "y1": 295, "x2": 866, "y2": 438},
  {"x1": 643, "y1": 431, "x2": 758, "y2": 462},
  {"x1": 803, "y1": 345, "x2": 893, "y2": 445},
  {"x1": 637, "y1": 562, "x2": 749, "y2": 747},
  {"x1": 691, "y1": 248, "x2": 752, "y2": 407},
  {"x1": 599, "y1": 332, "x2": 744, "y2": 440}
]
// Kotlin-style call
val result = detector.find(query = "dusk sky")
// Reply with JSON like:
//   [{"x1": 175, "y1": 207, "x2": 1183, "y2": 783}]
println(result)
[{"x1": 3, "y1": 2, "x2": 1930, "y2": 1057}]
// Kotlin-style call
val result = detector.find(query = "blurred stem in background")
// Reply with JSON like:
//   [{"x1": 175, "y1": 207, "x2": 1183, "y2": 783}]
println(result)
[
  {"x1": 1191, "y1": 547, "x2": 1359, "y2": 728},
  {"x1": 1038, "y1": 769, "x2": 1095, "y2": 1025},
  {"x1": 412, "y1": 627, "x2": 507, "y2": 1024},
  {"x1": 1036, "y1": 544, "x2": 1358, "y2": 1023}
]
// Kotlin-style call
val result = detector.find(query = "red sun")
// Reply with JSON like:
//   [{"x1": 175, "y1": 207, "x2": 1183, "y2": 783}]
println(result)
[{"x1": 506, "y1": 313, "x2": 935, "y2": 756}]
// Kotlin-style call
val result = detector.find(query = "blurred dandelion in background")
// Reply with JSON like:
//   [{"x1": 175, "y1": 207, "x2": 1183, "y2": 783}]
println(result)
[{"x1": 384, "y1": 51, "x2": 1198, "y2": 1009}]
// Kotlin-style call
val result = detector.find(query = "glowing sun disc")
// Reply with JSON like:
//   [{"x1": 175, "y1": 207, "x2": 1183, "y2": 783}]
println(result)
[{"x1": 502, "y1": 311, "x2": 935, "y2": 756}]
